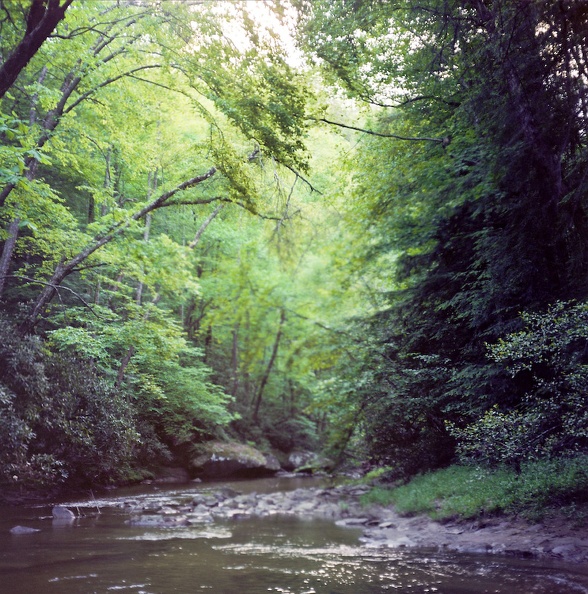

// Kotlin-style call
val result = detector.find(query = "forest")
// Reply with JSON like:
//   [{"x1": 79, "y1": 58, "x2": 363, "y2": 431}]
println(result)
[{"x1": 1, "y1": 0, "x2": 588, "y2": 510}]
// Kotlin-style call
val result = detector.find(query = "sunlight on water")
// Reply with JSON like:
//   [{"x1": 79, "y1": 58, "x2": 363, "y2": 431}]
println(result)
[
  {"x1": 2, "y1": 480, "x2": 588, "y2": 594},
  {"x1": 119, "y1": 527, "x2": 233, "y2": 541}
]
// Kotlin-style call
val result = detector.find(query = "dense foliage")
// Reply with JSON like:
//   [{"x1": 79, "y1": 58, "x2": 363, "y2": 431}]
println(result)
[
  {"x1": 2, "y1": 0, "x2": 588, "y2": 497},
  {"x1": 296, "y1": 0, "x2": 588, "y2": 477},
  {"x1": 0, "y1": 0, "x2": 354, "y2": 494}
]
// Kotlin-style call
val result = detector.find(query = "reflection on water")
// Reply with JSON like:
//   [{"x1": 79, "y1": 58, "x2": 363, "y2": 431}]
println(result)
[{"x1": 1, "y1": 478, "x2": 588, "y2": 593}]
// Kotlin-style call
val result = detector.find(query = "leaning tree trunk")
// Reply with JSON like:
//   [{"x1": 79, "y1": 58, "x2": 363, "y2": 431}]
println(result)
[
  {"x1": 252, "y1": 309, "x2": 286, "y2": 423},
  {"x1": 19, "y1": 167, "x2": 217, "y2": 333},
  {"x1": 0, "y1": 0, "x2": 73, "y2": 100}
]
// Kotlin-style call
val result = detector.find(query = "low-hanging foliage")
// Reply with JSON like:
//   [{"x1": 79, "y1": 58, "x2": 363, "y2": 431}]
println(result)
[{"x1": 0, "y1": 316, "x2": 142, "y2": 491}]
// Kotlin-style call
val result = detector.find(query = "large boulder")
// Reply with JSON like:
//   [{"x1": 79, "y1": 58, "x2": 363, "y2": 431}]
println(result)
[
  {"x1": 153, "y1": 466, "x2": 191, "y2": 484},
  {"x1": 52, "y1": 505, "x2": 75, "y2": 520},
  {"x1": 191, "y1": 441, "x2": 281, "y2": 479},
  {"x1": 285, "y1": 451, "x2": 334, "y2": 473},
  {"x1": 10, "y1": 525, "x2": 40, "y2": 535}
]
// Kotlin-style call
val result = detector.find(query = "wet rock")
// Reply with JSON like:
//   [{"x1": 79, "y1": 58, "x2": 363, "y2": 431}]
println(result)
[
  {"x1": 191, "y1": 494, "x2": 218, "y2": 507},
  {"x1": 153, "y1": 467, "x2": 191, "y2": 484},
  {"x1": 285, "y1": 451, "x2": 334, "y2": 473},
  {"x1": 264, "y1": 453, "x2": 281, "y2": 472},
  {"x1": 52, "y1": 505, "x2": 75, "y2": 520},
  {"x1": 293, "y1": 501, "x2": 318, "y2": 514},
  {"x1": 105, "y1": 479, "x2": 588, "y2": 566},
  {"x1": 285, "y1": 451, "x2": 315, "y2": 471},
  {"x1": 191, "y1": 442, "x2": 281, "y2": 479},
  {"x1": 336, "y1": 517, "x2": 370, "y2": 526},
  {"x1": 10, "y1": 525, "x2": 40, "y2": 535},
  {"x1": 193, "y1": 503, "x2": 211, "y2": 514},
  {"x1": 186, "y1": 513, "x2": 213, "y2": 525},
  {"x1": 316, "y1": 503, "x2": 340, "y2": 519},
  {"x1": 552, "y1": 544, "x2": 578, "y2": 557},
  {"x1": 128, "y1": 513, "x2": 189, "y2": 527}
]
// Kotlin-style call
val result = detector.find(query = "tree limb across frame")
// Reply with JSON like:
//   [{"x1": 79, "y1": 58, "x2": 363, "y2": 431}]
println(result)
[{"x1": 315, "y1": 117, "x2": 449, "y2": 145}]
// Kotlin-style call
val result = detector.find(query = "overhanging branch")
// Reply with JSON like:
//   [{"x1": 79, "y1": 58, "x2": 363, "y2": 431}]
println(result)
[
  {"x1": 3, "y1": 274, "x2": 104, "y2": 318},
  {"x1": 315, "y1": 117, "x2": 449, "y2": 145}
]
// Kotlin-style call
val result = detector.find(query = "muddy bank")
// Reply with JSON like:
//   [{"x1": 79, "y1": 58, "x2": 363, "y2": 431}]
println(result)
[{"x1": 73, "y1": 482, "x2": 588, "y2": 566}]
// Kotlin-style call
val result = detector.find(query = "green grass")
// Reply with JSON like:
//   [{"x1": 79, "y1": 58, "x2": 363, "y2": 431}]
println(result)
[{"x1": 360, "y1": 456, "x2": 588, "y2": 522}]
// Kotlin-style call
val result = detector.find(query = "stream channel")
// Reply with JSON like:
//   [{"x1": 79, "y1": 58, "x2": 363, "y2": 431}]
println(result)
[{"x1": 2, "y1": 476, "x2": 588, "y2": 594}]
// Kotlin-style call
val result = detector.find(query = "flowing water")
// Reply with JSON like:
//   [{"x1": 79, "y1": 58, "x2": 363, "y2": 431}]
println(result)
[{"x1": 2, "y1": 477, "x2": 588, "y2": 594}]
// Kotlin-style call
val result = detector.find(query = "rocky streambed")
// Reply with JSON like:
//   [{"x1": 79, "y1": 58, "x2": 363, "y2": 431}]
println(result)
[{"x1": 82, "y1": 483, "x2": 588, "y2": 566}]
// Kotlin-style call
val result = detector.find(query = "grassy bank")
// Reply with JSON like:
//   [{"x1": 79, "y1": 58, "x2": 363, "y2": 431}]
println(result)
[{"x1": 361, "y1": 457, "x2": 588, "y2": 523}]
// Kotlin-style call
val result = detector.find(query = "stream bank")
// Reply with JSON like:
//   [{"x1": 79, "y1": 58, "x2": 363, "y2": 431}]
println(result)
[{"x1": 58, "y1": 480, "x2": 588, "y2": 566}]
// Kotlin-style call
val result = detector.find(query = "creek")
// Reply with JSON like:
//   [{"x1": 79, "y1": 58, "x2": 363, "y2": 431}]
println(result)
[{"x1": 2, "y1": 476, "x2": 588, "y2": 594}]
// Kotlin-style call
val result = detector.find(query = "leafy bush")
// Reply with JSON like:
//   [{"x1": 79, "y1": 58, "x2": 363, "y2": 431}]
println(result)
[
  {"x1": 447, "y1": 406, "x2": 543, "y2": 470},
  {"x1": 0, "y1": 316, "x2": 143, "y2": 492},
  {"x1": 450, "y1": 301, "x2": 588, "y2": 469}
]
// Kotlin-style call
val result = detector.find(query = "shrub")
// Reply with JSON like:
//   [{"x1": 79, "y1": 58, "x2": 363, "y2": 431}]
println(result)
[
  {"x1": 0, "y1": 316, "x2": 143, "y2": 492},
  {"x1": 450, "y1": 301, "x2": 588, "y2": 469}
]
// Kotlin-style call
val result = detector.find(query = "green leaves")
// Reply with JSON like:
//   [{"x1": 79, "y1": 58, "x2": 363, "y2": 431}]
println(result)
[{"x1": 295, "y1": 0, "x2": 588, "y2": 476}]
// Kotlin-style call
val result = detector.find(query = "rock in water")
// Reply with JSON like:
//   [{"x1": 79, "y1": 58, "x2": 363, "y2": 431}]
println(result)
[
  {"x1": 52, "y1": 505, "x2": 75, "y2": 520},
  {"x1": 10, "y1": 525, "x2": 40, "y2": 535}
]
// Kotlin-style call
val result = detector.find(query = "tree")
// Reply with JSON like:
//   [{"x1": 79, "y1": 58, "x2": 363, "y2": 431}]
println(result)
[
  {"x1": 296, "y1": 0, "x2": 588, "y2": 474},
  {"x1": 0, "y1": 0, "x2": 321, "y2": 491},
  {"x1": 451, "y1": 302, "x2": 588, "y2": 470},
  {"x1": 0, "y1": 0, "x2": 74, "y2": 100}
]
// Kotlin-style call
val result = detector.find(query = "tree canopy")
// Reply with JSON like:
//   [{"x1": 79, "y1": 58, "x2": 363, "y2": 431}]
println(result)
[
  {"x1": 1, "y1": 0, "x2": 587, "y2": 493},
  {"x1": 295, "y1": 0, "x2": 588, "y2": 476}
]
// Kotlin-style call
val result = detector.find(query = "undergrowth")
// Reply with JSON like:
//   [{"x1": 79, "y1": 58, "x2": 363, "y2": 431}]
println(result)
[{"x1": 360, "y1": 457, "x2": 588, "y2": 522}]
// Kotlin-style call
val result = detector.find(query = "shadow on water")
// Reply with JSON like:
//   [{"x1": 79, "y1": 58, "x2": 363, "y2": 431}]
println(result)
[{"x1": 1, "y1": 477, "x2": 588, "y2": 594}]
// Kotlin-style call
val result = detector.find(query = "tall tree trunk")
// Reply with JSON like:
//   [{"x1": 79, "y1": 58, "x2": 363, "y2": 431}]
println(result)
[
  {"x1": 204, "y1": 324, "x2": 213, "y2": 363},
  {"x1": 0, "y1": 218, "x2": 20, "y2": 297},
  {"x1": 29, "y1": 65, "x2": 48, "y2": 125},
  {"x1": 114, "y1": 345, "x2": 135, "y2": 391},
  {"x1": 231, "y1": 322, "x2": 240, "y2": 399},
  {"x1": 252, "y1": 309, "x2": 286, "y2": 423}
]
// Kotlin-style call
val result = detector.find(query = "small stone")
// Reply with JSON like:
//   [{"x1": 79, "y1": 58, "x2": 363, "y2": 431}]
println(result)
[
  {"x1": 336, "y1": 517, "x2": 369, "y2": 526},
  {"x1": 552, "y1": 544, "x2": 577, "y2": 556}
]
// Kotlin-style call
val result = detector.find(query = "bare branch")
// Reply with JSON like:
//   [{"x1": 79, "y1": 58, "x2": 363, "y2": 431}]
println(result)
[
  {"x1": 170, "y1": 196, "x2": 283, "y2": 221},
  {"x1": 315, "y1": 117, "x2": 448, "y2": 144},
  {"x1": 3, "y1": 274, "x2": 103, "y2": 318},
  {"x1": 64, "y1": 64, "x2": 161, "y2": 114},
  {"x1": 282, "y1": 163, "x2": 323, "y2": 194},
  {"x1": 188, "y1": 204, "x2": 224, "y2": 249}
]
